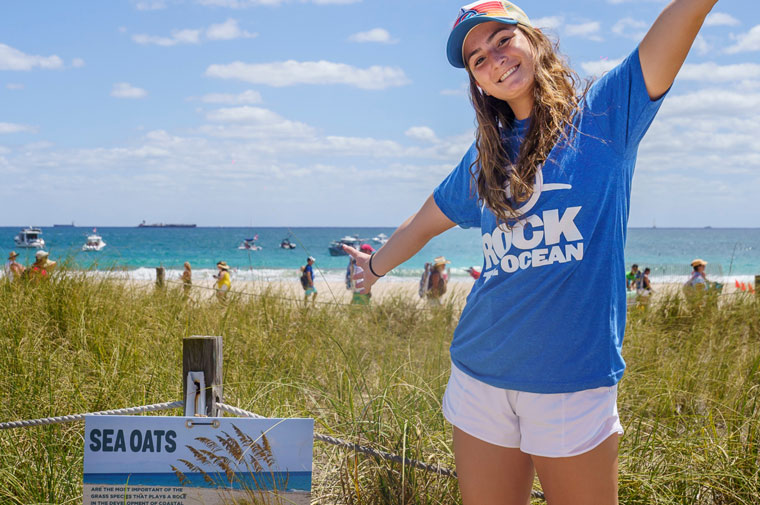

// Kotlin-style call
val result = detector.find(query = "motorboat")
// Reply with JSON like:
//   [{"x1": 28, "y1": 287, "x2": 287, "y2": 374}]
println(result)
[
  {"x1": 14, "y1": 227, "x2": 45, "y2": 248},
  {"x1": 280, "y1": 238, "x2": 296, "y2": 250},
  {"x1": 82, "y1": 230, "x2": 106, "y2": 251},
  {"x1": 372, "y1": 233, "x2": 389, "y2": 245},
  {"x1": 239, "y1": 236, "x2": 262, "y2": 251},
  {"x1": 328, "y1": 235, "x2": 362, "y2": 256}
]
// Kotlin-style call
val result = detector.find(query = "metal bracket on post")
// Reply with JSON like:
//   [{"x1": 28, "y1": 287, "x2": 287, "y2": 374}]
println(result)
[
  {"x1": 184, "y1": 371, "x2": 206, "y2": 417},
  {"x1": 182, "y1": 336, "x2": 223, "y2": 417}
]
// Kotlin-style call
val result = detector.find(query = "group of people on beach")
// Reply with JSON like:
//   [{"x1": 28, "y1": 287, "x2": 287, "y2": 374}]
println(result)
[
  {"x1": 177, "y1": 260, "x2": 231, "y2": 302},
  {"x1": 3, "y1": 250, "x2": 57, "y2": 282}
]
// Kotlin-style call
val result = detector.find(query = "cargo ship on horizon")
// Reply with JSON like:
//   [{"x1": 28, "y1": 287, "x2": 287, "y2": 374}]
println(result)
[{"x1": 138, "y1": 220, "x2": 196, "y2": 228}]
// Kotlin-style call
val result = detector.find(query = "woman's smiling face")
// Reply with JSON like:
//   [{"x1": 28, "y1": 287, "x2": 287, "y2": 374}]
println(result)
[{"x1": 463, "y1": 21, "x2": 536, "y2": 118}]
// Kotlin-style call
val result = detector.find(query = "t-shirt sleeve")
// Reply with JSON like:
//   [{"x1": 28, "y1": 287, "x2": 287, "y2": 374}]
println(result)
[
  {"x1": 584, "y1": 46, "x2": 668, "y2": 157},
  {"x1": 433, "y1": 141, "x2": 481, "y2": 229}
]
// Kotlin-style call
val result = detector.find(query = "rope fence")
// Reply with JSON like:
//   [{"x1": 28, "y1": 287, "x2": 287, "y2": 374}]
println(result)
[
  {"x1": 0, "y1": 398, "x2": 547, "y2": 500},
  {"x1": 0, "y1": 401, "x2": 183, "y2": 430}
]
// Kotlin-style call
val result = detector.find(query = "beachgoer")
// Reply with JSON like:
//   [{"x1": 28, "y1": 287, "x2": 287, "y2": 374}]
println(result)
[
  {"x1": 347, "y1": 245, "x2": 374, "y2": 305},
  {"x1": 427, "y1": 256, "x2": 450, "y2": 306},
  {"x1": 626, "y1": 264, "x2": 641, "y2": 291},
  {"x1": 636, "y1": 267, "x2": 653, "y2": 305},
  {"x1": 181, "y1": 262, "x2": 192, "y2": 295},
  {"x1": 4, "y1": 251, "x2": 25, "y2": 281},
  {"x1": 28, "y1": 250, "x2": 56, "y2": 280},
  {"x1": 684, "y1": 258, "x2": 708, "y2": 290},
  {"x1": 302, "y1": 256, "x2": 317, "y2": 305},
  {"x1": 343, "y1": 1, "x2": 712, "y2": 501},
  {"x1": 466, "y1": 266, "x2": 481, "y2": 280},
  {"x1": 214, "y1": 261, "x2": 231, "y2": 301}
]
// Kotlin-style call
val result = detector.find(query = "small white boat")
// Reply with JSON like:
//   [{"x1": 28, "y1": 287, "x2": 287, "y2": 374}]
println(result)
[
  {"x1": 82, "y1": 230, "x2": 106, "y2": 251},
  {"x1": 280, "y1": 238, "x2": 296, "y2": 250},
  {"x1": 238, "y1": 236, "x2": 262, "y2": 251},
  {"x1": 14, "y1": 227, "x2": 45, "y2": 248},
  {"x1": 372, "y1": 233, "x2": 389, "y2": 245},
  {"x1": 328, "y1": 235, "x2": 363, "y2": 256}
]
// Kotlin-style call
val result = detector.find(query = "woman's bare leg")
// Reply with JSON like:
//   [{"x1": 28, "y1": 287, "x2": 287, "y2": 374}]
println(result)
[
  {"x1": 531, "y1": 434, "x2": 619, "y2": 505},
  {"x1": 453, "y1": 427, "x2": 535, "y2": 505}
]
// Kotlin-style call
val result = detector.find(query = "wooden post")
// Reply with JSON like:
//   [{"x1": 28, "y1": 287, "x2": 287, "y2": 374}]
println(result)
[
  {"x1": 755, "y1": 275, "x2": 760, "y2": 294},
  {"x1": 182, "y1": 336, "x2": 223, "y2": 417},
  {"x1": 156, "y1": 267, "x2": 165, "y2": 288}
]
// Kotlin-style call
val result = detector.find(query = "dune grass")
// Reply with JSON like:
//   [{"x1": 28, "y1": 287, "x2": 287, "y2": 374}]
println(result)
[{"x1": 0, "y1": 271, "x2": 758, "y2": 504}]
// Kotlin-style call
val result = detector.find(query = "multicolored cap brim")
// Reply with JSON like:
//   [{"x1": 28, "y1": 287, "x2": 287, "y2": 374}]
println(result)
[{"x1": 447, "y1": 0, "x2": 532, "y2": 68}]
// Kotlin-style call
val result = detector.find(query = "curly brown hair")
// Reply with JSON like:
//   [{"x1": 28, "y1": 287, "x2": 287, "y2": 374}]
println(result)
[{"x1": 467, "y1": 25, "x2": 591, "y2": 226}]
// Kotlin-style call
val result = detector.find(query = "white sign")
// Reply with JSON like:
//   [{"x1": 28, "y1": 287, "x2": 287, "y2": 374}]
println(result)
[{"x1": 83, "y1": 415, "x2": 313, "y2": 505}]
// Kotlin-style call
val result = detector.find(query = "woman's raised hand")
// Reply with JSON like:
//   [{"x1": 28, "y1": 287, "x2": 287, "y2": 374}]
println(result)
[{"x1": 343, "y1": 245, "x2": 378, "y2": 294}]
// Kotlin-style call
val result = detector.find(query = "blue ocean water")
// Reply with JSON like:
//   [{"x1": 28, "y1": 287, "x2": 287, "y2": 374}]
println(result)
[
  {"x1": 83, "y1": 471, "x2": 311, "y2": 490},
  {"x1": 2, "y1": 226, "x2": 759, "y2": 282}
]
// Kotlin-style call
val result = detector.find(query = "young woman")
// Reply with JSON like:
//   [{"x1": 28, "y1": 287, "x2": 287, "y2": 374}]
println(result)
[{"x1": 345, "y1": 1, "x2": 717, "y2": 503}]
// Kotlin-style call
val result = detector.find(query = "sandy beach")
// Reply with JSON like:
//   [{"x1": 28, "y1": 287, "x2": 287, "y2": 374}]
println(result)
[{"x1": 156, "y1": 273, "x2": 746, "y2": 308}]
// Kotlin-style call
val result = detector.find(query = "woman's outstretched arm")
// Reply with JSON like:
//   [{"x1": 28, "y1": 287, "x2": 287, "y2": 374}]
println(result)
[
  {"x1": 343, "y1": 194, "x2": 456, "y2": 293},
  {"x1": 639, "y1": 0, "x2": 718, "y2": 100}
]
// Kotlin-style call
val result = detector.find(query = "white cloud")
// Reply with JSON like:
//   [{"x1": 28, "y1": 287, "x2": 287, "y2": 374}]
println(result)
[
  {"x1": 132, "y1": 19, "x2": 255, "y2": 46},
  {"x1": 565, "y1": 21, "x2": 602, "y2": 41},
  {"x1": 6, "y1": 83, "x2": 24, "y2": 90},
  {"x1": 691, "y1": 35, "x2": 710, "y2": 56},
  {"x1": 205, "y1": 60, "x2": 410, "y2": 90},
  {"x1": 612, "y1": 17, "x2": 648, "y2": 41},
  {"x1": 199, "y1": 90, "x2": 262, "y2": 104},
  {"x1": 0, "y1": 122, "x2": 36, "y2": 134},
  {"x1": 134, "y1": 0, "x2": 168, "y2": 10},
  {"x1": 348, "y1": 28, "x2": 396, "y2": 44},
  {"x1": 580, "y1": 57, "x2": 624, "y2": 77},
  {"x1": 726, "y1": 25, "x2": 760, "y2": 54},
  {"x1": 203, "y1": 106, "x2": 315, "y2": 138},
  {"x1": 531, "y1": 16, "x2": 563, "y2": 31},
  {"x1": 678, "y1": 62, "x2": 760, "y2": 82},
  {"x1": 206, "y1": 18, "x2": 257, "y2": 40},
  {"x1": 704, "y1": 12, "x2": 740, "y2": 27},
  {"x1": 132, "y1": 29, "x2": 202, "y2": 46},
  {"x1": 72, "y1": 58, "x2": 86, "y2": 68},
  {"x1": 111, "y1": 82, "x2": 148, "y2": 99},
  {"x1": 0, "y1": 43, "x2": 63, "y2": 71},
  {"x1": 405, "y1": 126, "x2": 438, "y2": 143}
]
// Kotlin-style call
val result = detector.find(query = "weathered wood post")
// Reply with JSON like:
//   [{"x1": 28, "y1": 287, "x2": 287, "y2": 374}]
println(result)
[
  {"x1": 755, "y1": 275, "x2": 759, "y2": 295},
  {"x1": 182, "y1": 336, "x2": 223, "y2": 417},
  {"x1": 156, "y1": 267, "x2": 165, "y2": 288}
]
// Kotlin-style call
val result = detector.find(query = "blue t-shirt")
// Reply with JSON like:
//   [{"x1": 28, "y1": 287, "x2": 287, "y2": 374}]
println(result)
[
  {"x1": 433, "y1": 48, "x2": 666, "y2": 394},
  {"x1": 304, "y1": 264, "x2": 314, "y2": 285}
]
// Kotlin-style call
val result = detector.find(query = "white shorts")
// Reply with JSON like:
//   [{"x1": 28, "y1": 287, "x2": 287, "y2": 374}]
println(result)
[{"x1": 442, "y1": 362, "x2": 623, "y2": 458}]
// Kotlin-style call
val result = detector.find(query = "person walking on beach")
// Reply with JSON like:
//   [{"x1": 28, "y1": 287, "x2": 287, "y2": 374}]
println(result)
[
  {"x1": 180, "y1": 261, "x2": 192, "y2": 295},
  {"x1": 427, "y1": 256, "x2": 450, "y2": 306},
  {"x1": 4, "y1": 251, "x2": 25, "y2": 281},
  {"x1": 626, "y1": 264, "x2": 641, "y2": 291},
  {"x1": 344, "y1": 1, "x2": 716, "y2": 502},
  {"x1": 301, "y1": 256, "x2": 317, "y2": 305},
  {"x1": 214, "y1": 261, "x2": 231, "y2": 302}
]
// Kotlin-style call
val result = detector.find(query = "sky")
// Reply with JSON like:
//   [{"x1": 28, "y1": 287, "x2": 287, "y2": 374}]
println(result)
[{"x1": 1, "y1": 0, "x2": 758, "y2": 227}]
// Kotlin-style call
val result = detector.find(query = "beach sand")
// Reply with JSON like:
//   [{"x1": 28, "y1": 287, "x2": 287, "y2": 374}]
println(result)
[{"x1": 144, "y1": 270, "x2": 746, "y2": 308}]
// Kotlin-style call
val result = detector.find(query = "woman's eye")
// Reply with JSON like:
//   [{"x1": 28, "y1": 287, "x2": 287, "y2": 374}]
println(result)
[{"x1": 498, "y1": 37, "x2": 511, "y2": 46}]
